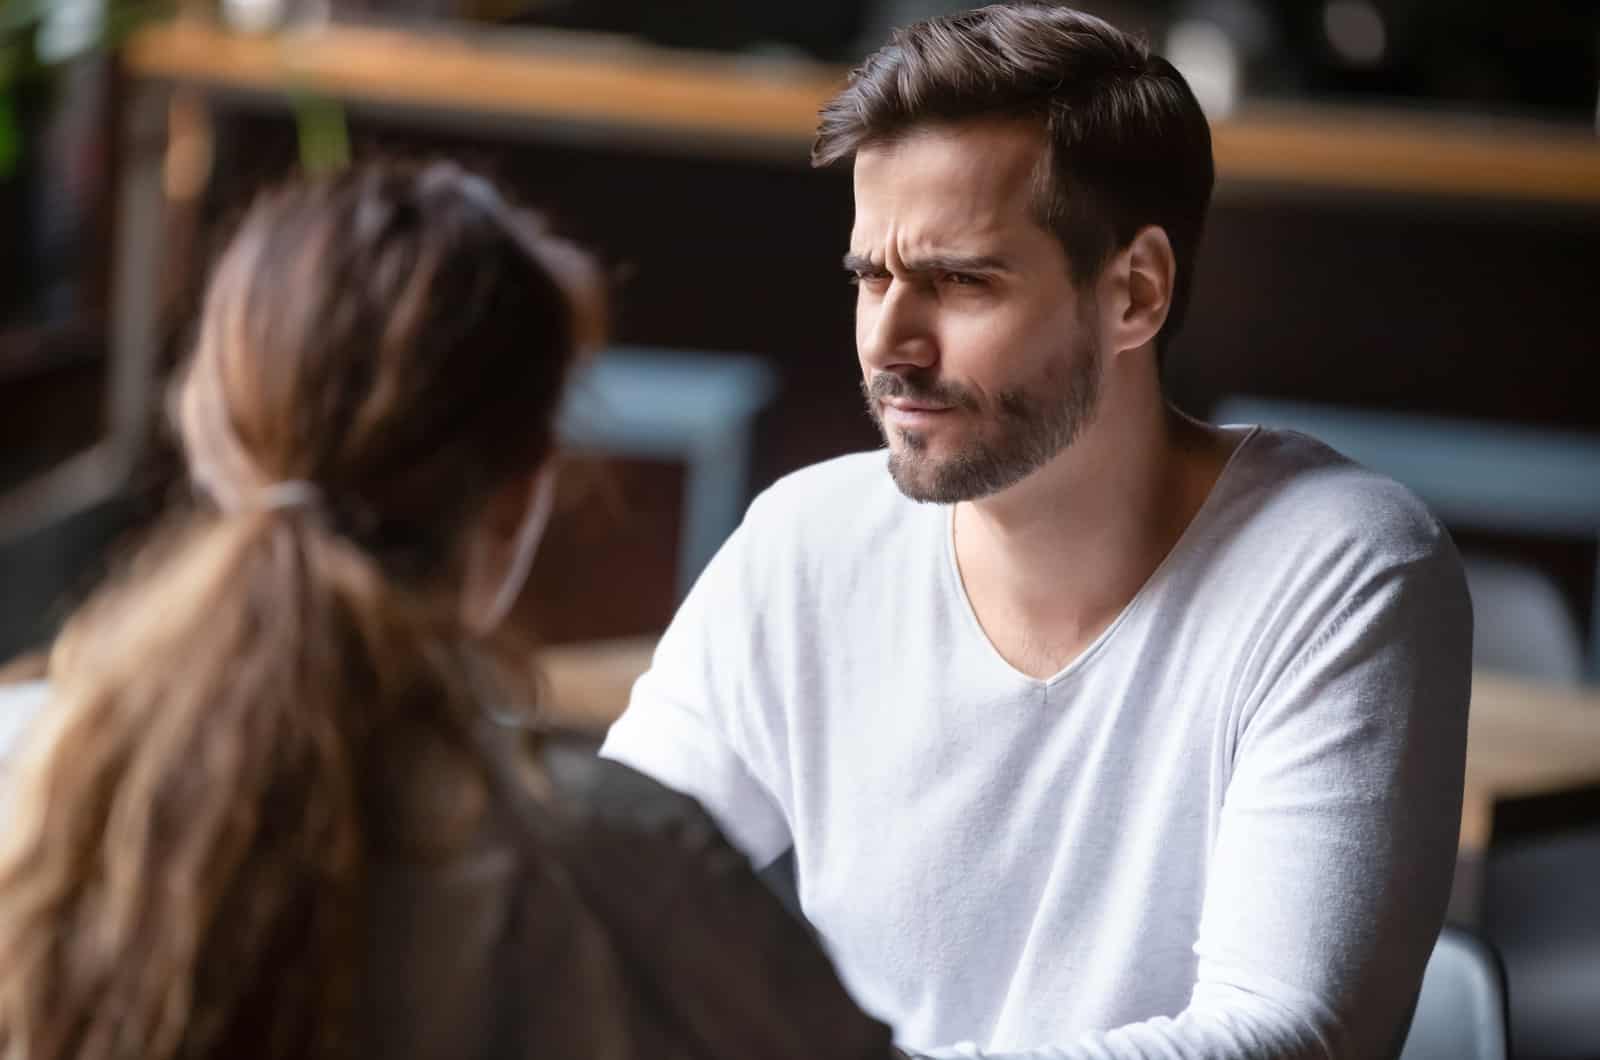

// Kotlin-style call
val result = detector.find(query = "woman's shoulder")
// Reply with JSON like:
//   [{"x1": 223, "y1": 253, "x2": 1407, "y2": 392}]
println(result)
[
  {"x1": 532, "y1": 735, "x2": 895, "y2": 1060},
  {"x1": 540, "y1": 737, "x2": 725, "y2": 842}
]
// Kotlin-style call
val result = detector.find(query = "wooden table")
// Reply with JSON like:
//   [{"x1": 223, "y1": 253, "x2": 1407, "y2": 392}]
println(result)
[
  {"x1": 1461, "y1": 671, "x2": 1600, "y2": 854},
  {"x1": 542, "y1": 635, "x2": 660, "y2": 734},
  {"x1": 543, "y1": 639, "x2": 1600, "y2": 858}
]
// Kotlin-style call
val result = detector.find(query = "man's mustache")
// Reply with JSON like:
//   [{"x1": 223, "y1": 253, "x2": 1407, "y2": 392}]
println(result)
[{"x1": 863, "y1": 372, "x2": 981, "y2": 413}]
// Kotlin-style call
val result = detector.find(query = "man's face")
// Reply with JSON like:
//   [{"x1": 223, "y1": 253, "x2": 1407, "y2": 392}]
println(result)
[{"x1": 849, "y1": 121, "x2": 1102, "y2": 504}]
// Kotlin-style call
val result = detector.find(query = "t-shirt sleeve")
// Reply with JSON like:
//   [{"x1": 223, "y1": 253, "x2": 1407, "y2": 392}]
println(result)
[
  {"x1": 600, "y1": 510, "x2": 793, "y2": 869},
  {"x1": 910, "y1": 539, "x2": 1473, "y2": 1060}
]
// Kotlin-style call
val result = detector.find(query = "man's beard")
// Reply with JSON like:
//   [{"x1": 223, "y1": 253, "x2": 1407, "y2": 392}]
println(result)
[{"x1": 862, "y1": 333, "x2": 1102, "y2": 504}]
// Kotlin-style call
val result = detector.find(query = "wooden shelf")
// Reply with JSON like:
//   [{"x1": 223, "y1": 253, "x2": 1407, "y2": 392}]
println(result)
[
  {"x1": 123, "y1": 18, "x2": 846, "y2": 155},
  {"x1": 1212, "y1": 106, "x2": 1600, "y2": 206},
  {"x1": 123, "y1": 18, "x2": 1600, "y2": 203}
]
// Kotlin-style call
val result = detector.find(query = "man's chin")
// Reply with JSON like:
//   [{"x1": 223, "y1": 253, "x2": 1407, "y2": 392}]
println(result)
[
  {"x1": 886, "y1": 447, "x2": 959, "y2": 504},
  {"x1": 886, "y1": 437, "x2": 1046, "y2": 505}
]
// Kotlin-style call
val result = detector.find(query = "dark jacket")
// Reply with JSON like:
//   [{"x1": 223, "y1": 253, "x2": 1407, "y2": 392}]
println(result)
[{"x1": 363, "y1": 728, "x2": 894, "y2": 1060}]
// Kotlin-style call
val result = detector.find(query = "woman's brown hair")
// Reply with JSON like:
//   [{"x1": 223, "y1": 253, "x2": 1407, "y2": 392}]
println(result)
[{"x1": 0, "y1": 161, "x2": 603, "y2": 1060}]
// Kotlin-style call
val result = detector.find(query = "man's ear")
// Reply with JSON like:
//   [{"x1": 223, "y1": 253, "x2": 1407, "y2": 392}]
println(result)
[{"x1": 1103, "y1": 225, "x2": 1174, "y2": 357}]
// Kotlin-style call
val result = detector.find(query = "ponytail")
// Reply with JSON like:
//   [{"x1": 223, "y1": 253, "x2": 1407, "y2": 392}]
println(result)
[
  {"x1": 0, "y1": 506, "x2": 486, "y2": 1060},
  {"x1": 0, "y1": 160, "x2": 605, "y2": 1059}
]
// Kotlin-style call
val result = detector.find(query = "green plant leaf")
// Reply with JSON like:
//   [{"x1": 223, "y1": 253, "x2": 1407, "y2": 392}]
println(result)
[{"x1": 294, "y1": 91, "x2": 350, "y2": 174}]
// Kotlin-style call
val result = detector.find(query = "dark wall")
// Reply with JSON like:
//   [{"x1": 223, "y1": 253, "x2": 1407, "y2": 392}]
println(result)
[{"x1": 1173, "y1": 191, "x2": 1600, "y2": 427}]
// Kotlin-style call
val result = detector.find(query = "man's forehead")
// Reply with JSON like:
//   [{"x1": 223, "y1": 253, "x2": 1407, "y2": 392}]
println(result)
[{"x1": 850, "y1": 119, "x2": 1047, "y2": 249}]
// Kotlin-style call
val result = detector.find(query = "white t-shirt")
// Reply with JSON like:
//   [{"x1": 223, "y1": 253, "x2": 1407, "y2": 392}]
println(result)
[{"x1": 601, "y1": 426, "x2": 1473, "y2": 1060}]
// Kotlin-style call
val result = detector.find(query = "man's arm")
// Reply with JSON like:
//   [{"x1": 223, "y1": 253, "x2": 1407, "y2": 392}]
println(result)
[
  {"x1": 599, "y1": 511, "x2": 793, "y2": 869},
  {"x1": 908, "y1": 544, "x2": 1472, "y2": 1060}
]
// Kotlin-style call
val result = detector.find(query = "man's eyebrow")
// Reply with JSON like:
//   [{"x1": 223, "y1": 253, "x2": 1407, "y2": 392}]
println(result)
[
  {"x1": 843, "y1": 253, "x2": 886, "y2": 273},
  {"x1": 842, "y1": 252, "x2": 1012, "y2": 275}
]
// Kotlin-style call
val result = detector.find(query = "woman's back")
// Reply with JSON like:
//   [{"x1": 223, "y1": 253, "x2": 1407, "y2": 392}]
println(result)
[
  {"x1": 0, "y1": 162, "x2": 891, "y2": 1060},
  {"x1": 364, "y1": 727, "x2": 893, "y2": 1060}
]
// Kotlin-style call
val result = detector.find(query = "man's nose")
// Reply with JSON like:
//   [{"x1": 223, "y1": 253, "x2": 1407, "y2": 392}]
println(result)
[{"x1": 859, "y1": 281, "x2": 936, "y2": 374}]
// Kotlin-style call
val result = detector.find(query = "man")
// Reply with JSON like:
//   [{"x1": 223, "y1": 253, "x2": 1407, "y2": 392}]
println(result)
[{"x1": 602, "y1": 5, "x2": 1472, "y2": 1058}]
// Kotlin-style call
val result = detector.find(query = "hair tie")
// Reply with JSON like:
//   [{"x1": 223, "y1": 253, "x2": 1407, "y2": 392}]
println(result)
[{"x1": 240, "y1": 480, "x2": 323, "y2": 514}]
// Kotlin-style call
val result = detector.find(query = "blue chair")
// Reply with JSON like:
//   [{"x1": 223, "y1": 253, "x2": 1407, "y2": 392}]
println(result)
[
  {"x1": 1399, "y1": 925, "x2": 1511, "y2": 1060},
  {"x1": 559, "y1": 347, "x2": 778, "y2": 601}
]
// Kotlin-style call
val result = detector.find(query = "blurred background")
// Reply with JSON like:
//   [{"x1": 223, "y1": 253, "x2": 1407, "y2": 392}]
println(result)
[{"x1": 1, "y1": 1, "x2": 1598, "y2": 1057}]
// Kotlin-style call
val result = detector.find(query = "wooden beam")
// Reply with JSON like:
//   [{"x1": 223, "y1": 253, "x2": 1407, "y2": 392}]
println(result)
[
  {"x1": 123, "y1": 19, "x2": 844, "y2": 152},
  {"x1": 124, "y1": 19, "x2": 1600, "y2": 203},
  {"x1": 1211, "y1": 107, "x2": 1600, "y2": 206}
]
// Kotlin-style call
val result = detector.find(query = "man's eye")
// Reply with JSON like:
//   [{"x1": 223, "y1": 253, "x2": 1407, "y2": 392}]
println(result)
[
  {"x1": 943, "y1": 272, "x2": 984, "y2": 287},
  {"x1": 849, "y1": 271, "x2": 889, "y2": 287}
]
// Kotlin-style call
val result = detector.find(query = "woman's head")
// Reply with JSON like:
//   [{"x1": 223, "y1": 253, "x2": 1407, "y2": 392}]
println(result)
[
  {"x1": 0, "y1": 161, "x2": 607, "y2": 1060},
  {"x1": 179, "y1": 160, "x2": 602, "y2": 627}
]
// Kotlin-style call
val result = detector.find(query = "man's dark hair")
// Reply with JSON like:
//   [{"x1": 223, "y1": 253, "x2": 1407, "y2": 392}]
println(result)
[{"x1": 813, "y1": 3, "x2": 1215, "y2": 365}]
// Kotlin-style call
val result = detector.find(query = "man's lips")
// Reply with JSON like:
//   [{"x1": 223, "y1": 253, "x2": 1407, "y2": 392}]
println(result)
[
  {"x1": 882, "y1": 398, "x2": 953, "y2": 413},
  {"x1": 881, "y1": 398, "x2": 956, "y2": 427}
]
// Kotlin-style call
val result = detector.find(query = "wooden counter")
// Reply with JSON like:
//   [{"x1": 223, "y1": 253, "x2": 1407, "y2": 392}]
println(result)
[{"x1": 124, "y1": 17, "x2": 1600, "y2": 203}]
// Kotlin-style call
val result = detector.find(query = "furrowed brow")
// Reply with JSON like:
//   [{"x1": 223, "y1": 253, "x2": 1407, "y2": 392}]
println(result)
[
  {"x1": 900, "y1": 253, "x2": 1011, "y2": 276},
  {"x1": 843, "y1": 251, "x2": 1012, "y2": 276},
  {"x1": 843, "y1": 252, "x2": 887, "y2": 274}
]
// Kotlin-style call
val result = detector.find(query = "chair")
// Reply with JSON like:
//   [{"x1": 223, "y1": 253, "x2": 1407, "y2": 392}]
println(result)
[
  {"x1": 1399, "y1": 925, "x2": 1511, "y2": 1060},
  {"x1": 559, "y1": 346, "x2": 778, "y2": 601},
  {"x1": 1460, "y1": 554, "x2": 1585, "y2": 686}
]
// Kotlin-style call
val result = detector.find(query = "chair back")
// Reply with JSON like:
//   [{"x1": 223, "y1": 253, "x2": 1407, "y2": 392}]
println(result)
[
  {"x1": 1399, "y1": 924, "x2": 1511, "y2": 1060},
  {"x1": 1462, "y1": 555, "x2": 1585, "y2": 685}
]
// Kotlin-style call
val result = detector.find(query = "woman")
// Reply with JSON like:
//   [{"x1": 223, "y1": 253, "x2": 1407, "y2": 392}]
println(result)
[{"x1": 0, "y1": 162, "x2": 893, "y2": 1060}]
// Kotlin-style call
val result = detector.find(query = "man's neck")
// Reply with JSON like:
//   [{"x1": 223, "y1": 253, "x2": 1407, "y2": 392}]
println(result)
[{"x1": 952, "y1": 369, "x2": 1234, "y2": 679}]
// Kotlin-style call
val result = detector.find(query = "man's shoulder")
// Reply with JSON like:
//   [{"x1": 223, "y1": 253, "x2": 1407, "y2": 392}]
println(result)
[{"x1": 1225, "y1": 427, "x2": 1452, "y2": 569}]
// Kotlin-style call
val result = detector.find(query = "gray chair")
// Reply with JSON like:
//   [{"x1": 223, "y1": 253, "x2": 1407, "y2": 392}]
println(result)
[{"x1": 1399, "y1": 925, "x2": 1511, "y2": 1060}]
